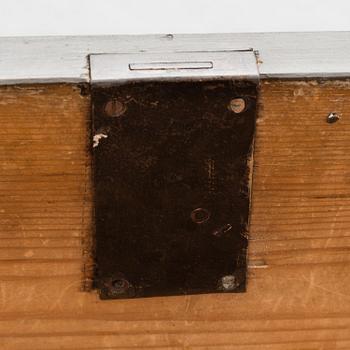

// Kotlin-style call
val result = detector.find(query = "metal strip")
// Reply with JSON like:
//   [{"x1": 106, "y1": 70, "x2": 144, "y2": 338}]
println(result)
[
  {"x1": 1, "y1": 32, "x2": 350, "y2": 85},
  {"x1": 89, "y1": 51, "x2": 259, "y2": 84}
]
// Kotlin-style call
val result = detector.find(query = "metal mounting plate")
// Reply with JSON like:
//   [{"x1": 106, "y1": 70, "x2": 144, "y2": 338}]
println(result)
[
  {"x1": 90, "y1": 50, "x2": 259, "y2": 83},
  {"x1": 91, "y1": 51, "x2": 258, "y2": 299}
]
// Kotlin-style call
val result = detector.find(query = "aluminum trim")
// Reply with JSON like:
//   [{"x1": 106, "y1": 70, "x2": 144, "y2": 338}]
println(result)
[
  {"x1": 90, "y1": 51, "x2": 259, "y2": 84},
  {"x1": 1, "y1": 32, "x2": 350, "y2": 85}
]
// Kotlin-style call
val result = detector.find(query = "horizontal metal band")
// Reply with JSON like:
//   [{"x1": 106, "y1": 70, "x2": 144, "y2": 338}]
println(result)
[
  {"x1": 90, "y1": 51, "x2": 259, "y2": 84},
  {"x1": 1, "y1": 32, "x2": 350, "y2": 85}
]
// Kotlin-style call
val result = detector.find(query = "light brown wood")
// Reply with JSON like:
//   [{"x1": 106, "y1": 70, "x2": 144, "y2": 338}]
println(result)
[{"x1": 1, "y1": 81, "x2": 350, "y2": 349}]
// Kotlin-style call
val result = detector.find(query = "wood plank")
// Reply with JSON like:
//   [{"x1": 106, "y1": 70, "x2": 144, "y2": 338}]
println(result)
[{"x1": 1, "y1": 80, "x2": 350, "y2": 349}]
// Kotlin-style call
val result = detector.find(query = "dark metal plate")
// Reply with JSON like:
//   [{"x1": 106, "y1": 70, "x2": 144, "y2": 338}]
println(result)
[{"x1": 92, "y1": 80, "x2": 257, "y2": 299}]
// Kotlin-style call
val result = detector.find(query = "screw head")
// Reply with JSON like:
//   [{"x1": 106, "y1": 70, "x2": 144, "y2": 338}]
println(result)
[
  {"x1": 104, "y1": 99, "x2": 126, "y2": 118},
  {"x1": 190, "y1": 208, "x2": 210, "y2": 224},
  {"x1": 111, "y1": 278, "x2": 130, "y2": 293},
  {"x1": 220, "y1": 275, "x2": 239, "y2": 291},
  {"x1": 327, "y1": 112, "x2": 340, "y2": 124},
  {"x1": 101, "y1": 276, "x2": 132, "y2": 298},
  {"x1": 229, "y1": 98, "x2": 246, "y2": 114}
]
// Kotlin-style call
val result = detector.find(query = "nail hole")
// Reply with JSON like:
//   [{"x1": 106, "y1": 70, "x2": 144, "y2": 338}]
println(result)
[{"x1": 190, "y1": 208, "x2": 210, "y2": 224}]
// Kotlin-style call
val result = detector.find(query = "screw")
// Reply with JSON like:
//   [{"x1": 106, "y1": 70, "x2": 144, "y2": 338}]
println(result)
[
  {"x1": 190, "y1": 208, "x2": 210, "y2": 224},
  {"x1": 229, "y1": 98, "x2": 246, "y2": 114},
  {"x1": 220, "y1": 275, "x2": 238, "y2": 291},
  {"x1": 327, "y1": 112, "x2": 340, "y2": 124},
  {"x1": 104, "y1": 99, "x2": 126, "y2": 117},
  {"x1": 110, "y1": 278, "x2": 130, "y2": 295}
]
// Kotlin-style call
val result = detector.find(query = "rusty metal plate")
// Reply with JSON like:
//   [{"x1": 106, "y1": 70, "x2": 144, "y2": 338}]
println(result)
[{"x1": 92, "y1": 79, "x2": 257, "y2": 299}]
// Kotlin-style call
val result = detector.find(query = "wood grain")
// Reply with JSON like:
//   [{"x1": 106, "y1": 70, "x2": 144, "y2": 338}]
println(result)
[{"x1": 1, "y1": 81, "x2": 350, "y2": 349}]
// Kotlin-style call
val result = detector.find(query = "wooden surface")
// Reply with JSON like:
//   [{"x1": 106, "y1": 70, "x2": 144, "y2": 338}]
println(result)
[{"x1": 1, "y1": 81, "x2": 350, "y2": 349}]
